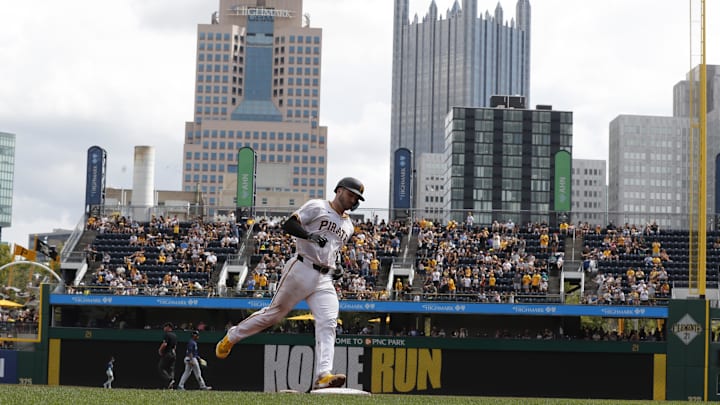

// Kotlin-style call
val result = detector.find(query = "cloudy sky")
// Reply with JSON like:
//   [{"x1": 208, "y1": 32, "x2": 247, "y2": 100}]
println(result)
[{"x1": 0, "y1": 0, "x2": 717, "y2": 248}]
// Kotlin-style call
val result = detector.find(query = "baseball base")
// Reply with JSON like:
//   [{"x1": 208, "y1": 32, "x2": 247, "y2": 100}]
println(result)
[{"x1": 310, "y1": 387, "x2": 371, "y2": 395}]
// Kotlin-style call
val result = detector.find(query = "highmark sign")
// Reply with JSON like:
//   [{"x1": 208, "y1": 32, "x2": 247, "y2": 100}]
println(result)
[
  {"x1": 672, "y1": 313, "x2": 703, "y2": 345},
  {"x1": 229, "y1": 6, "x2": 293, "y2": 18},
  {"x1": 48, "y1": 295, "x2": 670, "y2": 318}
]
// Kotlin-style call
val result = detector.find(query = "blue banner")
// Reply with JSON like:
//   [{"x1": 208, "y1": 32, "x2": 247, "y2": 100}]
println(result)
[
  {"x1": 0, "y1": 350, "x2": 17, "y2": 383},
  {"x1": 392, "y1": 148, "x2": 411, "y2": 209},
  {"x1": 49, "y1": 295, "x2": 668, "y2": 318},
  {"x1": 85, "y1": 146, "x2": 106, "y2": 206}
]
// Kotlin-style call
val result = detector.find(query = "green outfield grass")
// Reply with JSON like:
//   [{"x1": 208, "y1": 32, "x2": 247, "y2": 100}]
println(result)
[{"x1": 0, "y1": 385, "x2": 696, "y2": 405}]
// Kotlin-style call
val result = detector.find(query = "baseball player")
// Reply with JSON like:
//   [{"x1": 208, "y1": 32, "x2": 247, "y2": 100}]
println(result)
[
  {"x1": 102, "y1": 356, "x2": 115, "y2": 389},
  {"x1": 177, "y1": 330, "x2": 212, "y2": 390},
  {"x1": 157, "y1": 322, "x2": 177, "y2": 389},
  {"x1": 216, "y1": 177, "x2": 365, "y2": 390}
]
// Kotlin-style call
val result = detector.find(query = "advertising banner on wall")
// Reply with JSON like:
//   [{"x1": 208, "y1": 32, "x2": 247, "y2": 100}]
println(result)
[
  {"x1": 85, "y1": 146, "x2": 107, "y2": 208},
  {"x1": 554, "y1": 150, "x2": 571, "y2": 212},
  {"x1": 0, "y1": 350, "x2": 17, "y2": 384},
  {"x1": 55, "y1": 338, "x2": 657, "y2": 399},
  {"x1": 236, "y1": 147, "x2": 256, "y2": 208},
  {"x1": 48, "y1": 294, "x2": 669, "y2": 318},
  {"x1": 666, "y1": 299, "x2": 707, "y2": 400},
  {"x1": 393, "y1": 148, "x2": 412, "y2": 209}
]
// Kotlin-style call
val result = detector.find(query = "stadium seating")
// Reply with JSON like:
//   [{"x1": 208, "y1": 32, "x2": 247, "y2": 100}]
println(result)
[
  {"x1": 82, "y1": 215, "x2": 720, "y2": 307},
  {"x1": 86, "y1": 218, "x2": 238, "y2": 296},
  {"x1": 583, "y1": 227, "x2": 720, "y2": 304}
]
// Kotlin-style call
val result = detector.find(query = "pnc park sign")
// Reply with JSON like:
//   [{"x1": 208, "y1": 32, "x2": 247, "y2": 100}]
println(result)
[{"x1": 672, "y1": 313, "x2": 703, "y2": 345}]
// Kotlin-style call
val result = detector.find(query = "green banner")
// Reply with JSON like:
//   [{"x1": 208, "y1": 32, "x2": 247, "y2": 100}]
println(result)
[
  {"x1": 554, "y1": 150, "x2": 571, "y2": 212},
  {"x1": 236, "y1": 147, "x2": 256, "y2": 208}
]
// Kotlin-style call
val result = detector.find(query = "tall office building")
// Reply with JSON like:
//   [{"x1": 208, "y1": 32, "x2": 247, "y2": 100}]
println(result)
[
  {"x1": 0, "y1": 132, "x2": 14, "y2": 240},
  {"x1": 673, "y1": 65, "x2": 720, "y2": 222},
  {"x1": 571, "y1": 159, "x2": 607, "y2": 226},
  {"x1": 608, "y1": 65, "x2": 720, "y2": 229},
  {"x1": 443, "y1": 102, "x2": 572, "y2": 226},
  {"x1": 608, "y1": 115, "x2": 688, "y2": 228},
  {"x1": 390, "y1": 0, "x2": 531, "y2": 210},
  {"x1": 182, "y1": 0, "x2": 327, "y2": 209},
  {"x1": 415, "y1": 153, "x2": 446, "y2": 221}
]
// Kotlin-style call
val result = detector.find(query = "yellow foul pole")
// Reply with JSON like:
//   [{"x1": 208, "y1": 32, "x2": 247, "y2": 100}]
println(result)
[
  {"x1": 698, "y1": 0, "x2": 707, "y2": 299},
  {"x1": 698, "y1": 0, "x2": 708, "y2": 401}
]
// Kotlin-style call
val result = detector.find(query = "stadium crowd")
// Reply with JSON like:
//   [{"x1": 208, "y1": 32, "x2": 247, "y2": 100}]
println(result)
[
  {"x1": 577, "y1": 221, "x2": 688, "y2": 306},
  {"x1": 81, "y1": 214, "x2": 242, "y2": 296},
  {"x1": 408, "y1": 218, "x2": 563, "y2": 303},
  {"x1": 238, "y1": 216, "x2": 569, "y2": 305},
  {"x1": 57, "y1": 215, "x2": 696, "y2": 342},
  {"x1": 243, "y1": 216, "x2": 407, "y2": 299},
  {"x1": 75, "y1": 212, "x2": 718, "y2": 311}
]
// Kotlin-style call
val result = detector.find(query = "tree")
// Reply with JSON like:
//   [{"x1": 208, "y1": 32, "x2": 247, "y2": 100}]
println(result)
[{"x1": 0, "y1": 244, "x2": 12, "y2": 267}]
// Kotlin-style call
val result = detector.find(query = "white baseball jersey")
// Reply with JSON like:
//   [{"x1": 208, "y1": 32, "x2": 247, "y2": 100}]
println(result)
[
  {"x1": 293, "y1": 199, "x2": 354, "y2": 268},
  {"x1": 225, "y1": 198, "x2": 355, "y2": 381}
]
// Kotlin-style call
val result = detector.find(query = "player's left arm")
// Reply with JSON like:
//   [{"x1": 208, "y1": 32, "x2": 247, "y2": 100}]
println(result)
[
  {"x1": 283, "y1": 215, "x2": 327, "y2": 246},
  {"x1": 282, "y1": 215, "x2": 309, "y2": 239}
]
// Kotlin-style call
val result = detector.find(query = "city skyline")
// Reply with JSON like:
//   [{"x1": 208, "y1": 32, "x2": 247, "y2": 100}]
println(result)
[
  {"x1": 0, "y1": 0, "x2": 716, "y2": 248},
  {"x1": 390, "y1": 0, "x2": 530, "y2": 212}
]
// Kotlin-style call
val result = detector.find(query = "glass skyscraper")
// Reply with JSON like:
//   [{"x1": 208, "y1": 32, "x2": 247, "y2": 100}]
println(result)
[
  {"x1": 443, "y1": 104, "x2": 572, "y2": 226},
  {"x1": 0, "y1": 132, "x2": 14, "y2": 233},
  {"x1": 390, "y1": 0, "x2": 531, "y2": 210},
  {"x1": 182, "y1": 0, "x2": 327, "y2": 209}
]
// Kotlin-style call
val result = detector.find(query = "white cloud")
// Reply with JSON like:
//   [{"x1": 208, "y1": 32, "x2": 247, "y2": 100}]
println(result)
[
  {"x1": 1, "y1": 0, "x2": 719, "y2": 248},
  {"x1": 326, "y1": 100, "x2": 391, "y2": 210}
]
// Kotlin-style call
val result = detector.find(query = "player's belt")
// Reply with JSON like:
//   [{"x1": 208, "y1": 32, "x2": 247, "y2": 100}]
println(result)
[{"x1": 296, "y1": 255, "x2": 331, "y2": 274}]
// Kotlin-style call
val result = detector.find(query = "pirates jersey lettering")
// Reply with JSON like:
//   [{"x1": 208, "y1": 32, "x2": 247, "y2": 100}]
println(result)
[
  {"x1": 293, "y1": 199, "x2": 354, "y2": 267},
  {"x1": 318, "y1": 220, "x2": 350, "y2": 242}
]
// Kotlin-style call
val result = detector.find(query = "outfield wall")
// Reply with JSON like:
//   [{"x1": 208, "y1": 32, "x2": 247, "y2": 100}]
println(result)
[
  {"x1": 9, "y1": 286, "x2": 720, "y2": 400},
  {"x1": 38, "y1": 328, "x2": 664, "y2": 399}
]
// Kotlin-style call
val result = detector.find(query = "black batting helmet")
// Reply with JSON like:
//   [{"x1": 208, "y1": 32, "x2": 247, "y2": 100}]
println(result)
[{"x1": 334, "y1": 177, "x2": 365, "y2": 201}]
